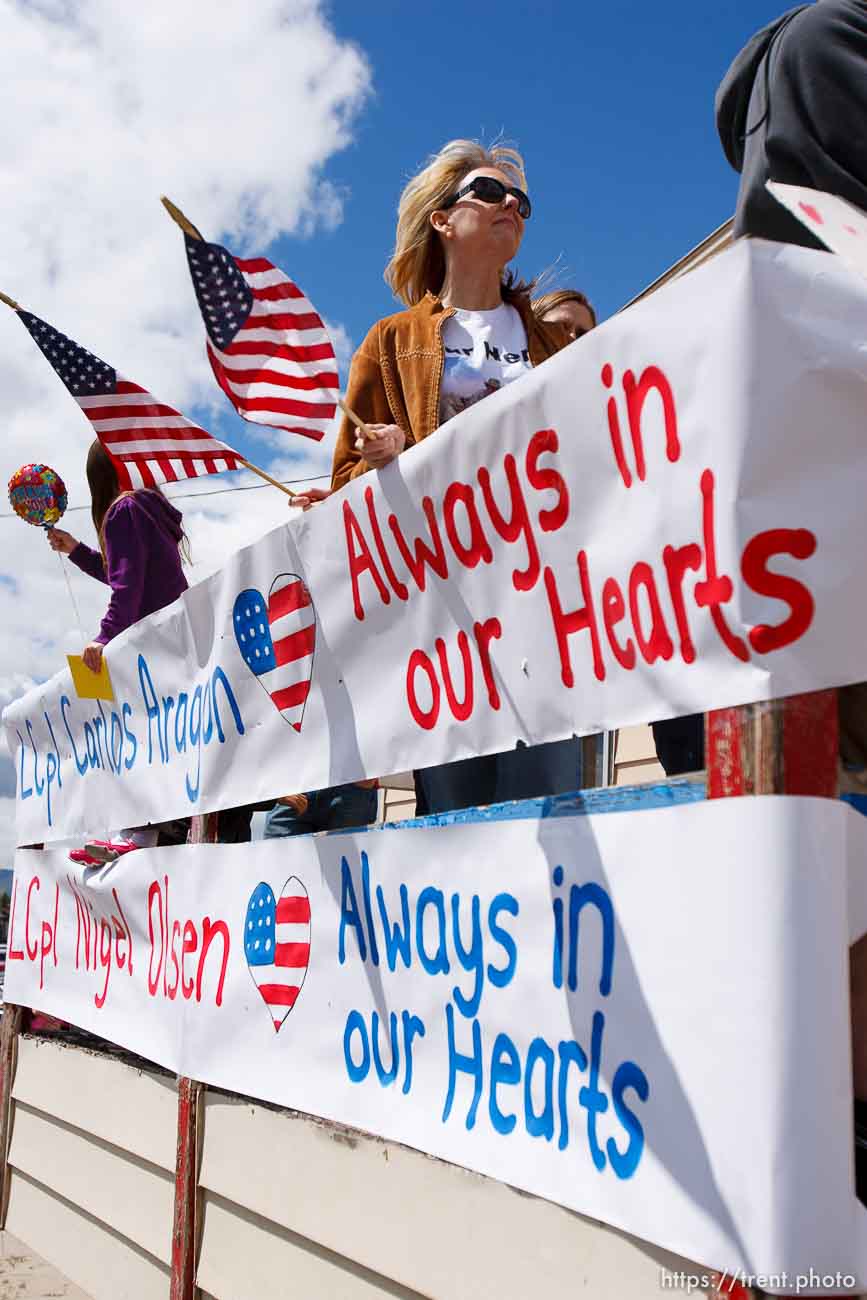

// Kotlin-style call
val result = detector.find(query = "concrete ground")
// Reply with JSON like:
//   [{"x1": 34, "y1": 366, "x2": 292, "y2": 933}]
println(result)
[{"x1": 0, "y1": 1232, "x2": 89, "y2": 1299}]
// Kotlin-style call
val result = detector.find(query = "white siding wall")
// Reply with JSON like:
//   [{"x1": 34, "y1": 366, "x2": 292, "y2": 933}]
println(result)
[
  {"x1": 613, "y1": 724, "x2": 666, "y2": 786},
  {"x1": 6, "y1": 1037, "x2": 176, "y2": 1300},
  {"x1": 197, "y1": 1090, "x2": 703, "y2": 1300},
  {"x1": 4, "y1": 1039, "x2": 708, "y2": 1300}
]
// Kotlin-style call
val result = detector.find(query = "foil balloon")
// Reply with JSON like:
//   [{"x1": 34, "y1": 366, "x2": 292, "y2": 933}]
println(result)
[{"x1": 7, "y1": 463, "x2": 68, "y2": 528}]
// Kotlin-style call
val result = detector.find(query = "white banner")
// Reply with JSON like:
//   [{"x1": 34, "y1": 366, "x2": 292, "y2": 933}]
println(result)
[
  {"x1": 768, "y1": 181, "x2": 867, "y2": 284},
  {"x1": 7, "y1": 237, "x2": 867, "y2": 843},
  {"x1": 6, "y1": 796, "x2": 867, "y2": 1293}
]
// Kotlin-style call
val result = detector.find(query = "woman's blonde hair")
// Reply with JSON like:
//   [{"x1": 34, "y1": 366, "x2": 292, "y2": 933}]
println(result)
[{"x1": 385, "y1": 139, "x2": 532, "y2": 307}]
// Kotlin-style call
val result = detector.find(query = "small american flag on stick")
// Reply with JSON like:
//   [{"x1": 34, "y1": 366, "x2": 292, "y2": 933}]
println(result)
[
  {"x1": 13, "y1": 307, "x2": 243, "y2": 490},
  {"x1": 163, "y1": 197, "x2": 338, "y2": 443}
]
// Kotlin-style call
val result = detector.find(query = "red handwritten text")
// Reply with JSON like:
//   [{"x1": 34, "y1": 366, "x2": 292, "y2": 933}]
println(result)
[
  {"x1": 68, "y1": 876, "x2": 133, "y2": 1009},
  {"x1": 147, "y1": 876, "x2": 229, "y2": 1007}
]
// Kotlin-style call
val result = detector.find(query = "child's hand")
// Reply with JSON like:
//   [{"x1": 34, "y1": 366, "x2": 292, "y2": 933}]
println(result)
[
  {"x1": 291, "y1": 487, "x2": 331, "y2": 511},
  {"x1": 47, "y1": 527, "x2": 77, "y2": 554},
  {"x1": 82, "y1": 642, "x2": 104, "y2": 673},
  {"x1": 276, "y1": 793, "x2": 309, "y2": 815}
]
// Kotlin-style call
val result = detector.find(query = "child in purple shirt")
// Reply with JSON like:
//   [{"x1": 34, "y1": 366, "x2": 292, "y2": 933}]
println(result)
[{"x1": 48, "y1": 440, "x2": 188, "y2": 862}]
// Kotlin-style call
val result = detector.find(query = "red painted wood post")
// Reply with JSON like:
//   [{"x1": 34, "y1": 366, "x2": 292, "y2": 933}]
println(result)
[
  {"x1": 170, "y1": 1075, "x2": 203, "y2": 1300},
  {"x1": 706, "y1": 690, "x2": 839, "y2": 1300},
  {"x1": 189, "y1": 814, "x2": 219, "y2": 844},
  {"x1": 0, "y1": 1004, "x2": 23, "y2": 1229},
  {"x1": 169, "y1": 811, "x2": 217, "y2": 1300},
  {"x1": 706, "y1": 690, "x2": 838, "y2": 799}
]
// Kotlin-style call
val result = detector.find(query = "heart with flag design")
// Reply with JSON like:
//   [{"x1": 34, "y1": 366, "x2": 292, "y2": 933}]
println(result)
[
  {"x1": 244, "y1": 877, "x2": 311, "y2": 1032},
  {"x1": 232, "y1": 573, "x2": 315, "y2": 731}
]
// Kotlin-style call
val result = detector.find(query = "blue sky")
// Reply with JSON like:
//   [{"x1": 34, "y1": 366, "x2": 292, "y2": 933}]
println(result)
[{"x1": 258, "y1": 1, "x2": 787, "y2": 365}]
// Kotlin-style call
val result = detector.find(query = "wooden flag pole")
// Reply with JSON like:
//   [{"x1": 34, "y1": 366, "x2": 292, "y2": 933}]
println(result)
[
  {"x1": 0, "y1": 290, "x2": 20, "y2": 311},
  {"x1": 235, "y1": 458, "x2": 301, "y2": 500},
  {"x1": 160, "y1": 196, "x2": 204, "y2": 242},
  {"x1": 337, "y1": 396, "x2": 379, "y2": 440}
]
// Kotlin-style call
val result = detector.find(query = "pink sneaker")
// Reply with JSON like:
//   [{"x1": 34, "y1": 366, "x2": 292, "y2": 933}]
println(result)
[
  {"x1": 68, "y1": 847, "x2": 102, "y2": 866},
  {"x1": 84, "y1": 838, "x2": 140, "y2": 864}
]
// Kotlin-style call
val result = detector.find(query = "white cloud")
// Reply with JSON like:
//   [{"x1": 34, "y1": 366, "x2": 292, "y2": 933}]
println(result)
[
  {"x1": 0, "y1": 0, "x2": 370, "y2": 858},
  {"x1": 0, "y1": 798, "x2": 18, "y2": 870}
]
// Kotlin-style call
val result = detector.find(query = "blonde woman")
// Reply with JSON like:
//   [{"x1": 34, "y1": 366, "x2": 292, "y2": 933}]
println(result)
[
  {"x1": 532, "y1": 288, "x2": 597, "y2": 341},
  {"x1": 331, "y1": 139, "x2": 568, "y2": 487},
  {"x1": 331, "y1": 139, "x2": 581, "y2": 815}
]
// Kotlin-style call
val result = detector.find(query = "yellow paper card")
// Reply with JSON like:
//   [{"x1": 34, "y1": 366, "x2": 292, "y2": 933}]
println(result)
[{"x1": 67, "y1": 654, "x2": 115, "y2": 702}]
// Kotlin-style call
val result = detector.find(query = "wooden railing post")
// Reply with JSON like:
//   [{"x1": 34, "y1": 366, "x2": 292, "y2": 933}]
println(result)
[
  {"x1": 580, "y1": 733, "x2": 607, "y2": 788},
  {"x1": 706, "y1": 690, "x2": 841, "y2": 1300},
  {"x1": 170, "y1": 1075, "x2": 203, "y2": 1300},
  {"x1": 169, "y1": 812, "x2": 217, "y2": 1300},
  {"x1": 706, "y1": 690, "x2": 838, "y2": 798},
  {"x1": 0, "y1": 1004, "x2": 23, "y2": 1229}
]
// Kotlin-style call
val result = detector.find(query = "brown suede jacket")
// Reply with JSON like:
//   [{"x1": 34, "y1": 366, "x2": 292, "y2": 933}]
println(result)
[{"x1": 330, "y1": 291, "x2": 570, "y2": 491}]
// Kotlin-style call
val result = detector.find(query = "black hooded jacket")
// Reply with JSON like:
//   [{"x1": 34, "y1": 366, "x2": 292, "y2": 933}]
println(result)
[{"x1": 715, "y1": 0, "x2": 867, "y2": 247}]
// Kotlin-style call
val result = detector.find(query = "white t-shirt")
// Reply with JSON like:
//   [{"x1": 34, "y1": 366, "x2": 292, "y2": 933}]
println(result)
[{"x1": 439, "y1": 303, "x2": 531, "y2": 426}]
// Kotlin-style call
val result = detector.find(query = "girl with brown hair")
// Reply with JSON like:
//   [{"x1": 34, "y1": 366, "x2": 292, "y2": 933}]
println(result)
[
  {"x1": 532, "y1": 288, "x2": 597, "y2": 341},
  {"x1": 48, "y1": 439, "x2": 189, "y2": 861}
]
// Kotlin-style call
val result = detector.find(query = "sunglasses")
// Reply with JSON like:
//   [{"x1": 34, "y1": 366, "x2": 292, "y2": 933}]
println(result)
[{"x1": 442, "y1": 176, "x2": 532, "y2": 220}]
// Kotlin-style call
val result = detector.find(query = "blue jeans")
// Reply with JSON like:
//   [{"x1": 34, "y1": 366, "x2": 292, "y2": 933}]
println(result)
[
  {"x1": 651, "y1": 715, "x2": 704, "y2": 776},
  {"x1": 414, "y1": 738, "x2": 582, "y2": 817},
  {"x1": 264, "y1": 783, "x2": 378, "y2": 838}
]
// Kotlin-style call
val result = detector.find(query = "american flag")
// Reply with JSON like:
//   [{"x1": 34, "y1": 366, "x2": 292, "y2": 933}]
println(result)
[
  {"x1": 18, "y1": 310, "x2": 242, "y2": 489},
  {"x1": 245, "y1": 877, "x2": 311, "y2": 1032},
  {"x1": 183, "y1": 234, "x2": 338, "y2": 442},
  {"x1": 233, "y1": 573, "x2": 315, "y2": 732}
]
